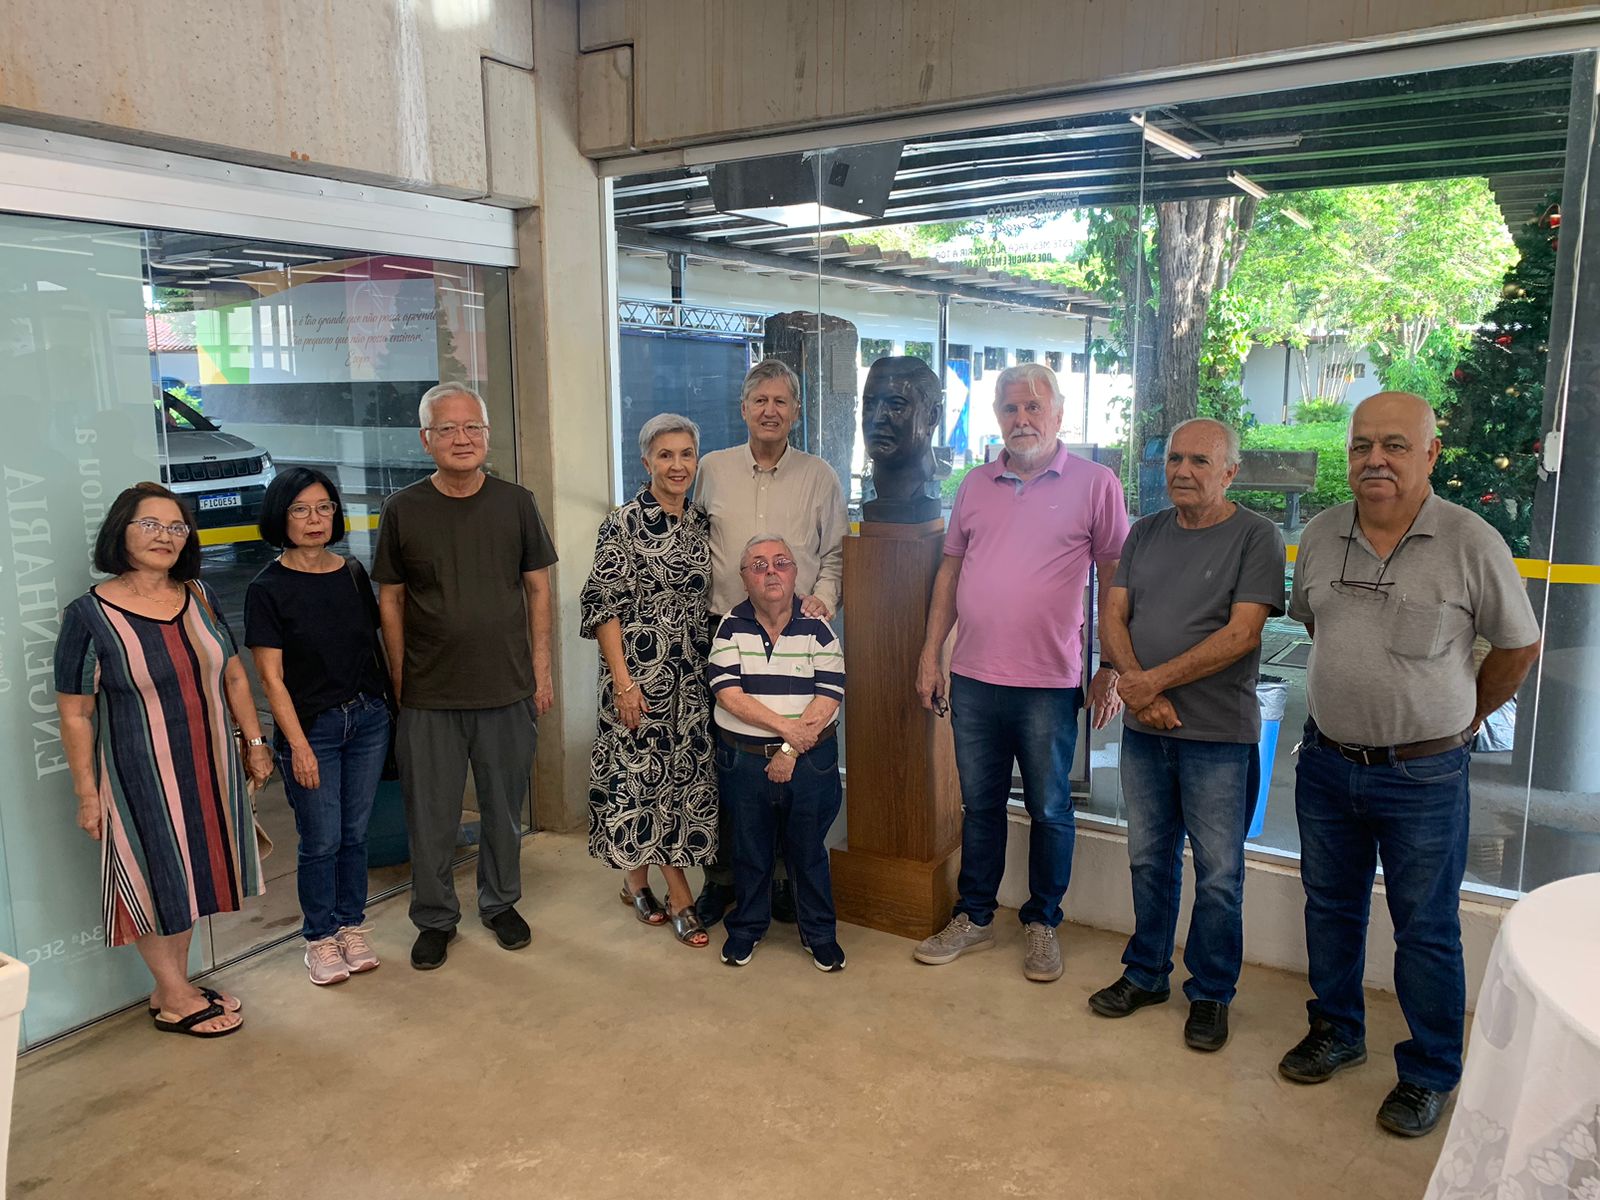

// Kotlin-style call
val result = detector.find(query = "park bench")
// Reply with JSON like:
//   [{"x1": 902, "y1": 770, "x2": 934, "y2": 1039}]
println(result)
[{"x1": 1229, "y1": 449, "x2": 1320, "y2": 531}]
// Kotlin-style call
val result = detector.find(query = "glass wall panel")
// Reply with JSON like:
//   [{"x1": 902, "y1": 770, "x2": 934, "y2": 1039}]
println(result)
[
  {"x1": 150, "y1": 240, "x2": 517, "y2": 962},
  {"x1": 610, "y1": 51, "x2": 1591, "y2": 908},
  {"x1": 0, "y1": 211, "x2": 514, "y2": 1046},
  {"x1": 1499, "y1": 51, "x2": 1597, "y2": 898},
  {"x1": 0, "y1": 215, "x2": 181, "y2": 1043}
]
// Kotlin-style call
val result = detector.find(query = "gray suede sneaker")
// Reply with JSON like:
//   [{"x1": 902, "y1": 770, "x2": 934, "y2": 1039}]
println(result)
[
  {"x1": 1023, "y1": 922, "x2": 1063, "y2": 982},
  {"x1": 913, "y1": 914, "x2": 996, "y2": 965}
]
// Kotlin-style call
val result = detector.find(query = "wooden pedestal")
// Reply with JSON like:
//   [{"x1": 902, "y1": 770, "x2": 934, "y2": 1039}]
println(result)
[{"x1": 832, "y1": 519, "x2": 962, "y2": 940}]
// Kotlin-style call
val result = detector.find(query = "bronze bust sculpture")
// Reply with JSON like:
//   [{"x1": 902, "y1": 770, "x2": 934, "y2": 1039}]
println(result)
[{"x1": 861, "y1": 356, "x2": 943, "y2": 524}]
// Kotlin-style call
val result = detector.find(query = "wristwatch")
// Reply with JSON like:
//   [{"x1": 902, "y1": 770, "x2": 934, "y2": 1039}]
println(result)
[
  {"x1": 244, "y1": 736, "x2": 268, "y2": 748},
  {"x1": 779, "y1": 742, "x2": 799, "y2": 759}
]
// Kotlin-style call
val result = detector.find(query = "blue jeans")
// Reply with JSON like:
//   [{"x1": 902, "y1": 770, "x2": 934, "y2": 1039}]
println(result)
[
  {"x1": 949, "y1": 674, "x2": 1082, "y2": 928},
  {"x1": 1119, "y1": 729, "x2": 1256, "y2": 1004},
  {"x1": 716, "y1": 736, "x2": 842, "y2": 949},
  {"x1": 276, "y1": 694, "x2": 392, "y2": 941},
  {"x1": 1295, "y1": 722, "x2": 1471, "y2": 1092}
]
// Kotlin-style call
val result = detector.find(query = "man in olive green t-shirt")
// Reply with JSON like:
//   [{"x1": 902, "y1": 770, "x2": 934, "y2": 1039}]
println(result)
[{"x1": 375, "y1": 382, "x2": 557, "y2": 970}]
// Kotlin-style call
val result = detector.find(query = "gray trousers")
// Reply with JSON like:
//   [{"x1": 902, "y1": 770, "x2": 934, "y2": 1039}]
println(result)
[{"x1": 397, "y1": 699, "x2": 538, "y2": 932}]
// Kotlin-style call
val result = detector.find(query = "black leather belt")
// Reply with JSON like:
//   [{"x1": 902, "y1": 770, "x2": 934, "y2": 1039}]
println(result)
[
  {"x1": 717, "y1": 724, "x2": 837, "y2": 759},
  {"x1": 1314, "y1": 729, "x2": 1471, "y2": 767}
]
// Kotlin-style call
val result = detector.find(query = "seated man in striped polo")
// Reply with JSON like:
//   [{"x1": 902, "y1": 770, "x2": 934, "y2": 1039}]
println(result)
[{"x1": 707, "y1": 534, "x2": 846, "y2": 971}]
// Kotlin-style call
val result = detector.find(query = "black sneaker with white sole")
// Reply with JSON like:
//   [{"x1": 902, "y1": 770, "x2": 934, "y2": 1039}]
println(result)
[{"x1": 809, "y1": 941, "x2": 846, "y2": 972}]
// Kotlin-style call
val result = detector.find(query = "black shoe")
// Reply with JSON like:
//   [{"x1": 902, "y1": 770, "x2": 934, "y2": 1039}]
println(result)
[
  {"x1": 1376, "y1": 1082, "x2": 1449, "y2": 1137},
  {"x1": 695, "y1": 881, "x2": 735, "y2": 928},
  {"x1": 771, "y1": 879, "x2": 797, "y2": 924},
  {"x1": 1184, "y1": 1000, "x2": 1230, "y2": 1052},
  {"x1": 808, "y1": 941, "x2": 847, "y2": 972},
  {"x1": 1087, "y1": 976, "x2": 1171, "y2": 1018},
  {"x1": 1277, "y1": 1020, "x2": 1368, "y2": 1083},
  {"x1": 481, "y1": 907, "x2": 532, "y2": 950},
  {"x1": 410, "y1": 928, "x2": 456, "y2": 970}
]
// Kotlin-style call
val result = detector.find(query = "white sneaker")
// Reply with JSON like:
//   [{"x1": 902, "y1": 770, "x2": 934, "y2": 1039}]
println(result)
[
  {"x1": 305, "y1": 937, "x2": 351, "y2": 986},
  {"x1": 335, "y1": 926, "x2": 380, "y2": 973},
  {"x1": 912, "y1": 914, "x2": 996, "y2": 965}
]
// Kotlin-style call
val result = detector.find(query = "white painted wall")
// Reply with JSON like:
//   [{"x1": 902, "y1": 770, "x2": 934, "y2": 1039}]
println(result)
[{"x1": 1241, "y1": 341, "x2": 1383, "y2": 426}]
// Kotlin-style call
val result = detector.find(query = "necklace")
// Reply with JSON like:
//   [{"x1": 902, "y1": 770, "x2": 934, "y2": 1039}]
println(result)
[
  {"x1": 127, "y1": 578, "x2": 180, "y2": 602},
  {"x1": 118, "y1": 577, "x2": 183, "y2": 614}
]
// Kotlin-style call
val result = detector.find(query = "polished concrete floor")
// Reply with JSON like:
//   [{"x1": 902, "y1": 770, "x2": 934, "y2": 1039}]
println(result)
[{"x1": 11, "y1": 833, "x2": 1442, "y2": 1199}]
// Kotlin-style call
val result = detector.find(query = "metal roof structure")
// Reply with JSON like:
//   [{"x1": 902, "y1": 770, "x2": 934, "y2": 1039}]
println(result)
[{"x1": 613, "y1": 55, "x2": 1574, "y2": 313}]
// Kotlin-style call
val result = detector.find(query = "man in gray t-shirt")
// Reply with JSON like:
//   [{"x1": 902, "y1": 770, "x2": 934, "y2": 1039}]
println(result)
[{"x1": 1091, "y1": 419, "x2": 1286, "y2": 1053}]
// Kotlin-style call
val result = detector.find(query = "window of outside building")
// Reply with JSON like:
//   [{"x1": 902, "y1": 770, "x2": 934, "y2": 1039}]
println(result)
[{"x1": 860, "y1": 336, "x2": 892, "y2": 365}]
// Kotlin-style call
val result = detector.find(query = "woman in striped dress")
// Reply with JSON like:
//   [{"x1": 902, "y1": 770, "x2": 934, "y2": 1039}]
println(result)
[{"x1": 55, "y1": 482, "x2": 274, "y2": 1038}]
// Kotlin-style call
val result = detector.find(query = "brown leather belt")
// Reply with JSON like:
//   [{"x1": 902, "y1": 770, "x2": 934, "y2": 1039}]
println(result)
[
  {"x1": 717, "y1": 724, "x2": 837, "y2": 759},
  {"x1": 1314, "y1": 729, "x2": 1471, "y2": 767}
]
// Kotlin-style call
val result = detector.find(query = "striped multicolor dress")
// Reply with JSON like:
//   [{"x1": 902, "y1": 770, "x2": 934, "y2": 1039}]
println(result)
[{"x1": 55, "y1": 581, "x2": 264, "y2": 947}]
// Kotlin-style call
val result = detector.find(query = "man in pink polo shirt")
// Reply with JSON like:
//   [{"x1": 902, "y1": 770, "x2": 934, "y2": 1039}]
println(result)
[{"x1": 914, "y1": 363, "x2": 1129, "y2": 982}]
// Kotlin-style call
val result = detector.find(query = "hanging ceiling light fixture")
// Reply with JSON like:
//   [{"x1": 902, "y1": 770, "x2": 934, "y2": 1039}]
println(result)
[
  {"x1": 1227, "y1": 171, "x2": 1270, "y2": 200},
  {"x1": 1129, "y1": 112, "x2": 1204, "y2": 160}
]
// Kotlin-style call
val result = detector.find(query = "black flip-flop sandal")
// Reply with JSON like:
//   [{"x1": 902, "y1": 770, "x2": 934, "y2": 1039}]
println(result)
[
  {"x1": 152, "y1": 1001, "x2": 242, "y2": 1039},
  {"x1": 148, "y1": 986, "x2": 240, "y2": 1018}
]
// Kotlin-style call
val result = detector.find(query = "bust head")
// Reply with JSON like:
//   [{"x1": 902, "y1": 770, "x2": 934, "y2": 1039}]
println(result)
[
  {"x1": 861, "y1": 356, "x2": 944, "y2": 523},
  {"x1": 862, "y1": 356, "x2": 942, "y2": 470}
]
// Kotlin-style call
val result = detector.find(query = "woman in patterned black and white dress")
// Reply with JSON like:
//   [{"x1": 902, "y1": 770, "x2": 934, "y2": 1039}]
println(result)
[{"x1": 580, "y1": 413, "x2": 717, "y2": 948}]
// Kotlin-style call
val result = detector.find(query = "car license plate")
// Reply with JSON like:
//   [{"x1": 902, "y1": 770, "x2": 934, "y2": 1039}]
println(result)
[{"x1": 198, "y1": 491, "x2": 242, "y2": 512}]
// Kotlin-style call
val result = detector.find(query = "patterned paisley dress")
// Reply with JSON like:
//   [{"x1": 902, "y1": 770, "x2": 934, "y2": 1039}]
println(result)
[{"x1": 580, "y1": 487, "x2": 717, "y2": 868}]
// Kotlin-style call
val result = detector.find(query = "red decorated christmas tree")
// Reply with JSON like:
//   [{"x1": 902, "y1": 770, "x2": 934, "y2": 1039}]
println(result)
[{"x1": 1435, "y1": 194, "x2": 1558, "y2": 555}]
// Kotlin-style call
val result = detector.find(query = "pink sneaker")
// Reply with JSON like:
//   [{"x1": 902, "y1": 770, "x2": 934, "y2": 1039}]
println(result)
[
  {"x1": 335, "y1": 926, "x2": 380, "y2": 973},
  {"x1": 305, "y1": 937, "x2": 351, "y2": 986}
]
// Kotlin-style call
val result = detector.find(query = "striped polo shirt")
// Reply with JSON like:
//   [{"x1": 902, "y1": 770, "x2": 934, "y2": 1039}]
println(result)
[{"x1": 707, "y1": 597, "x2": 845, "y2": 738}]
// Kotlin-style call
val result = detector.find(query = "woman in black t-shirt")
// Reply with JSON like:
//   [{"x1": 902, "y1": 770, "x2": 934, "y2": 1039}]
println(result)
[{"x1": 245, "y1": 467, "x2": 392, "y2": 987}]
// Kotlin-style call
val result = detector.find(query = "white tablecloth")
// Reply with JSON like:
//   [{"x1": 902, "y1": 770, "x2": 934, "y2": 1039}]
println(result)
[{"x1": 1425, "y1": 873, "x2": 1600, "y2": 1199}]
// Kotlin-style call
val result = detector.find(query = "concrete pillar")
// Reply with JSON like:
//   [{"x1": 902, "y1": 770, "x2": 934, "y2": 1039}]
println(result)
[
  {"x1": 512, "y1": 0, "x2": 614, "y2": 832},
  {"x1": 1517, "y1": 51, "x2": 1597, "y2": 795}
]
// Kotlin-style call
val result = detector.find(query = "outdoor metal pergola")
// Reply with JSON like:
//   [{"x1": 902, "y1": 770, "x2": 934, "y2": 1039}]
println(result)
[{"x1": 612, "y1": 54, "x2": 1573, "y2": 300}]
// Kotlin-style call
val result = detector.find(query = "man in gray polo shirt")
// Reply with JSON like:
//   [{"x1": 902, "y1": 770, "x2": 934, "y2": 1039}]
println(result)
[
  {"x1": 1089, "y1": 418, "x2": 1285, "y2": 1053},
  {"x1": 1276, "y1": 391, "x2": 1540, "y2": 1138}
]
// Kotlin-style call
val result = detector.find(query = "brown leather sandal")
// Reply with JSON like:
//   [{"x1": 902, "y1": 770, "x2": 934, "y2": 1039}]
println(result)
[{"x1": 620, "y1": 884, "x2": 667, "y2": 925}]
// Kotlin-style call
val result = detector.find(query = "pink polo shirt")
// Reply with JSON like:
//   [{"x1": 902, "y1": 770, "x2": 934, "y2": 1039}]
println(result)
[{"x1": 944, "y1": 441, "x2": 1130, "y2": 689}]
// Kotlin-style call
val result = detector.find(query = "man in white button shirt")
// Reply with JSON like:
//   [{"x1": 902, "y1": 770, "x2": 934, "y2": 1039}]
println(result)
[{"x1": 694, "y1": 358, "x2": 848, "y2": 926}]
